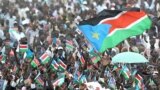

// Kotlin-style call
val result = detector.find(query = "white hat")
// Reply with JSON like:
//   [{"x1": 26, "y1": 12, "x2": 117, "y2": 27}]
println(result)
[{"x1": 58, "y1": 46, "x2": 63, "y2": 50}]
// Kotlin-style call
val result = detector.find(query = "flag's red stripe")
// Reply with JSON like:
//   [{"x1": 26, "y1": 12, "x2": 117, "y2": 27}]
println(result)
[
  {"x1": 59, "y1": 60, "x2": 66, "y2": 68},
  {"x1": 20, "y1": 45, "x2": 27, "y2": 48},
  {"x1": 38, "y1": 77, "x2": 44, "y2": 85},
  {"x1": 53, "y1": 61, "x2": 59, "y2": 69},
  {"x1": 101, "y1": 11, "x2": 146, "y2": 33},
  {"x1": 54, "y1": 63, "x2": 59, "y2": 68},
  {"x1": 66, "y1": 40, "x2": 73, "y2": 45},
  {"x1": 80, "y1": 56, "x2": 85, "y2": 64},
  {"x1": 91, "y1": 57, "x2": 96, "y2": 62},
  {"x1": 136, "y1": 74, "x2": 142, "y2": 81},
  {"x1": 34, "y1": 58, "x2": 40, "y2": 66},
  {"x1": 53, "y1": 80, "x2": 59, "y2": 86},
  {"x1": 41, "y1": 53, "x2": 48, "y2": 60},
  {"x1": 53, "y1": 61, "x2": 58, "y2": 67}
]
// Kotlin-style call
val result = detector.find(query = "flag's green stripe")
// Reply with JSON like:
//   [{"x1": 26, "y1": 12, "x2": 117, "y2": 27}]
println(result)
[
  {"x1": 36, "y1": 79, "x2": 43, "y2": 86},
  {"x1": 66, "y1": 44, "x2": 74, "y2": 49},
  {"x1": 51, "y1": 64, "x2": 58, "y2": 70},
  {"x1": 31, "y1": 61, "x2": 37, "y2": 67},
  {"x1": 42, "y1": 57, "x2": 50, "y2": 64},
  {"x1": 122, "y1": 71, "x2": 129, "y2": 80},
  {"x1": 135, "y1": 78, "x2": 141, "y2": 84},
  {"x1": 20, "y1": 48, "x2": 28, "y2": 52},
  {"x1": 59, "y1": 65, "x2": 65, "y2": 71},
  {"x1": 100, "y1": 17, "x2": 151, "y2": 52}
]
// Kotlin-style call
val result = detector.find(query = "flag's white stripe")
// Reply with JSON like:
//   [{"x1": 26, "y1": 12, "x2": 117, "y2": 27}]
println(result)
[{"x1": 99, "y1": 11, "x2": 127, "y2": 24}]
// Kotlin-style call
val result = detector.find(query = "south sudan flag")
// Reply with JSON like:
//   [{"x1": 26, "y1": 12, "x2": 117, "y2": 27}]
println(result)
[{"x1": 79, "y1": 9, "x2": 151, "y2": 53}]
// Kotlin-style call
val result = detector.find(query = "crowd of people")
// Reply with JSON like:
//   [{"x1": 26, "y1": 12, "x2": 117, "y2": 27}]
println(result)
[{"x1": 0, "y1": 0, "x2": 160, "y2": 90}]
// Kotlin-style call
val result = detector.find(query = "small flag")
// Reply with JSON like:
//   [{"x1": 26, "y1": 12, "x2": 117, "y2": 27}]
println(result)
[
  {"x1": 31, "y1": 57, "x2": 40, "y2": 68},
  {"x1": 134, "y1": 74, "x2": 144, "y2": 89},
  {"x1": 66, "y1": 40, "x2": 74, "y2": 51},
  {"x1": 39, "y1": 53, "x2": 50, "y2": 64},
  {"x1": 120, "y1": 66, "x2": 131, "y2": 80},
  {"x1": 58, "y1": 59, "x2": 67, "y2": 71},
  {"x1": 77, "y1": 52, "x2": 85, "y2": 65},
  {"x1": 53, "y1": 77, "x2": 65, "y2": 87},
  {"x1": 112, "y1": 65, "x2": 121, "y2": 72},
  {"x1": 135, "y1": 74, "x2": 143, "y2": 84},
  {"x1": 74, "y1": 71, "x2": 81, "y2": 81},
  {"x1": 91, "y1": 55, "x2": 100, "y2": 64},
  {"x1": 35, "y1": 76, "x2": 44, "y2": 86},
  {"x1": 51, "y1": 60, "x2": 59, "y2": 71},
  {"x1": 19, "y1": 44, "x2": 28, "y2": 53}
]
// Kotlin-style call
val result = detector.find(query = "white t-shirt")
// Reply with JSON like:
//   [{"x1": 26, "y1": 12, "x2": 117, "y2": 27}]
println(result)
[
  {"x1": 28, "y1": 29, "x2": 39, "y2": 45},
  {"x1": 0, "y1": 29, "x2": 4, "y2": 40}
]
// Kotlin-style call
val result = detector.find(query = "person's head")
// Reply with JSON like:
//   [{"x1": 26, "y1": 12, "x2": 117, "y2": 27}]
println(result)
[
  {"x1": 40, "y1": 34, "x2": 45, "y2": 41},
  {"x1": 14, "y1": 22, "x2": 18, "y2": 28},
  {"x1": 18, "y1": 25, "x2": 23, "y2": 32}
]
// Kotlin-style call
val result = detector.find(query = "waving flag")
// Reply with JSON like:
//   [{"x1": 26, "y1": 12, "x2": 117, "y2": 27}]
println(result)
[
  {"x1": 112, "y1": 65, "x2": 121, "y2": 72},
  {"x1": 135, "y1": 74, "x2": 143, "y2": 84},
  {"x1": 66, "y1": 40, "x2": 74, "y2": 51},
  {"x1": 134, "y1": 74, "x2": 144, "y2": 89},
  {"x1": 91, "y1": 55, "x2": 101, "y2": 64},
  {"x1": 79, "y1": 9, "x2": 151, "y2": 52},
  {"x1": 120, "y1": 66, "x2": 131, "y2": 80},
  {"x1": 19, "y1": 44, "x2": 28, "y2": 53},
  {"x1": 73, "y1": 71, "x2": 82, "y2": 83},
  {"x1": 77, "y1": 51, "x2": 85, "y2": 65},
  {"x1": 51, "y1": 60, "x2": 59, "y2": 71},
  {"x1": 40, "y1": 53, "x2": 50, "y2": 64},
  {"x1": 53, "y1": 77, "x2": 65, "y2": 87},
  {"x1": 58, "y1": 59, "x2": 67, "y2": 71},
  {"x1": 31, "y1": 57, "x2": 40, "y2": 68},
  {"x1": 35, "y1": 76, "x2": 44, "y2": 86}
]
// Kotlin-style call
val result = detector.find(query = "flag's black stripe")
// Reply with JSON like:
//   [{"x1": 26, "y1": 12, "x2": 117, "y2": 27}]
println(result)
[
  {"x1": 79, "y1": 8, "x2": 140, "y2": 26},
  {"x1": 79, "y1": 10, "x2": 122, "y2": 26}
]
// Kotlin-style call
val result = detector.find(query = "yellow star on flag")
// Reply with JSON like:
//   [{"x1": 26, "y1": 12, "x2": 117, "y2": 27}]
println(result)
[{"x1": 92, "y1": 32, "x2": 99, "y2": 40}]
